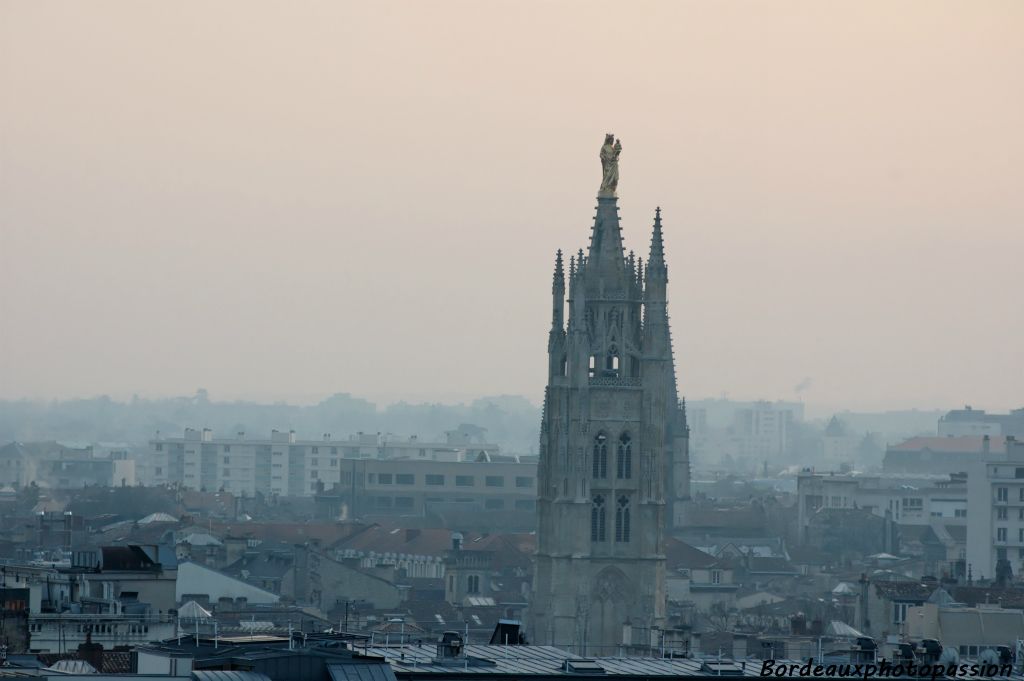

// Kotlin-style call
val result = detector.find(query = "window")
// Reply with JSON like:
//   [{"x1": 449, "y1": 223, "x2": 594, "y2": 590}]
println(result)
[
  {"x1": 311, "y1": 458, "x2": 318, "y2": 467},
  {"x1": 591, "y1": 495, "x2": 607, "y2": 542},
  {"x1": 515, "y1": 499, "x2": 536, "y2": 511},
  {"x1": 711, "y1": 570, "x2": 722, "y2": 585},
  {"x1": 615, "y1": 495, "x2": 631, "y2": 542},
  {"x1": 485, "y1": 476, "x2": 504, "y2": 487},
  {"x1": 1016, "y1": 468, "x2": 1024, "y2": 479},
  {"x1": 1019, "y1": 487, "x2": 1024, "y2": 501},
  {"x1": 376, "y1": 496, "x2": 393, "y2": 508},
  {"x1": 998, "y1": 527, "x2": 1008, "y2": 542},
  {"x1": 616, "y1": 433, "x2": 632, "y2": 479},
  {"x1": 515, "y1": 476, "x2": 533, "y2": 488},
  {"x1": 155, "y1": 467, "x2": 163, "y2": 476},
  {"x1": 426, "y1": 474, "x2": 445, "y2": 486},
  {"x1": 155, "y1": 444, "x2": 163, "y2": 452},
  {"x1": 223, "y1": 445, "x2": 231, "y2": 453},
  {"x1": 998, "y1": 487, "x2": 1008, "y2": 502},
  {"x1": 312, "y1": 447, "x2": 319, "y2": 454},
  {"x1": 999, "y1": 507, "x2": 1009, "y2": 520},
  {"x1": 396, "y1": 474, "x2": 415, "y2": 485},
  {"x1": 223, "y1": 456, "x2": 231, "y2": 464},
  {"x1": 310, "y1": 470, "x2": 318, "y2": 479},
  {"x1": 894, "y1": 602, "x2": 908, "y2": 624},
  {"x1": 588, "y1": 355, "x2": 596, "y2": 378},
  {"x1": 467, "y1": 575, "x2": 480, "y2": 594},
  {"x1": 1019, "y1": 529, "x2": 1023, "y2": 543},
  {"x1": 605, "y1": 345, "x2": 620, "y2": 377},
  {"x1": 378, "y1": 473, "x2": 393, "y2": 485},
  {"x1": 331, "y1": 447, "x2": 338, "y2": 455},
  {"x1": 956, "y1": 509, "x2": 967, "y2": 518},
  {"x1": 485, "y1": 498, "x2": 504, "y2": 510},
  {"x1": 395, "y1": 497, "x2": 414, "y2": 508},
  {"x1": 593, "y1": 433, "x2": 608, "y2": 479},
  {"x1": 456, "y1": 475, "x2": 474, "y2": 487},
  {"x1": 330, "y1": 459, "x2": 338, "y2": 467}
]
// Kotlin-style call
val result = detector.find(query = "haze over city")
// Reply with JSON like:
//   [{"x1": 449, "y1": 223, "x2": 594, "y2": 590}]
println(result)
[
  {"x1": 5, "y1": 0, "x2": 1024, "y2": 672},
  {"x1": 2, "y1": 1, "x2": 1022, "y2": 413}
]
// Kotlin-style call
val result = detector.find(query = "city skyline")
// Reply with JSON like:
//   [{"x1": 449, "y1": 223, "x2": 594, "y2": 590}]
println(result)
[{"x1": 2, "y1": 1, "x2": 1022, "y2": 412}]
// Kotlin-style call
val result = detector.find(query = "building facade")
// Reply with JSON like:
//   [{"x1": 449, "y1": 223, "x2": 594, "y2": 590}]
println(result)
[
  {"x1": 147, "y1": 429, "x2": 511, "y2": 499},
  {"x1": 966, "y1": 437, "x2": 1024, "y2": 581},
  {"x1": 530, "y1": 149, "x2": 689, "y2": 655},
  {"x1": 939, "y1": 406, "x2": 1024, "y2": 438}
]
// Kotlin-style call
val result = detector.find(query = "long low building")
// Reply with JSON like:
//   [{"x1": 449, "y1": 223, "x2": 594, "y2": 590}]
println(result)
[{"x1": 146, "y1": 428, "x2": 523, "y2": 500}]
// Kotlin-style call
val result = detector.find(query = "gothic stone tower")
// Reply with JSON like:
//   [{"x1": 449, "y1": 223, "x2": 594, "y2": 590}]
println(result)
[{"x1": 530, "y1": 143, "x2": 690, "y2": 655}]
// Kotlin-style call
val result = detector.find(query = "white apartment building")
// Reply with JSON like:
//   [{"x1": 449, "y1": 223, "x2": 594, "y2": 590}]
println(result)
[
  {"x1": 147, "y1": 428, "x2": 515, "y2": 499},
  {"x1": 733, "y1": 401, "x2": 796, "y2": 458},
  {"x1": 796, "y1": 470, "x2": 967, "y2": 542},
  {"x1": 966, "y1": 436, "x2": 1024, "y2": 581}
]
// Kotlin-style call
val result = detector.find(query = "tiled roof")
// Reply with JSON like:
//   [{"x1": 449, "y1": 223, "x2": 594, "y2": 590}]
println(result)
[
  {"x1": 888, "y1": 436, "x2": 1007, "y2": 453},
  {"x1": 335, "y1": 526, "x2": 533, "y2": 565},
  {"x1": 786, "y1": 546, "x2": 834, "y2": 566},
  {"x1": 944, "y1": 524, "x2": 967, "y2": 542},
  {"x1": 747, "y1": 557, "x2": 798, "y2": 575},
  {"x1": 950, "y1": 586, "x2": 1024, "y2": 609},
  {"x1": 871, "y1": 579, "x2": 934, "y2": 602}
]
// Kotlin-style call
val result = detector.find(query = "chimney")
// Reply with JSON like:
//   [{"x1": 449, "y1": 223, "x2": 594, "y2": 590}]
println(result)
[
  {"x1": 437, "y1": 631, "x2": 464, "y2": 658},
  {"x1": 237, "y1": 431, "x2": 245, "y2": 440},
  {"x1": 983, "y1": 435, "x2": 991, "y2": 454},
  {"x1": 78, "y1": 631, "x2": 104, "y2": 672}
]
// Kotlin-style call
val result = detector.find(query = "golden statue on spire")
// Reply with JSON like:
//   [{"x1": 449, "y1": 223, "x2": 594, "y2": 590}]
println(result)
[{"x1": 599, "y1": 133, "x2": 622, "y2": 198}]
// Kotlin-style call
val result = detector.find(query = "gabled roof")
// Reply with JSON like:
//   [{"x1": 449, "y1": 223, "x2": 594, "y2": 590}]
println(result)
[
  {"x1": 179, "y1": 600, "x2": 213, "y2": 620},
  {"x1": 182, "y1": 532, "x2": 224, "y2": 547},
  {"x1": 139, "y1": 512, "x2": 179, "y2": 524},
  {"x1": 664, "y1": 538, "x2": 717, "y2": 570},
  {"x1": 824, "y1": 416, "x2": 848, "y2": 437}
]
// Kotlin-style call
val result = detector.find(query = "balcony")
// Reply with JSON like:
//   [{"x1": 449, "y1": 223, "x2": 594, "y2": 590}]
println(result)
[{"x1": 589, "y1": 376, "x2": 641, "y2": 388}]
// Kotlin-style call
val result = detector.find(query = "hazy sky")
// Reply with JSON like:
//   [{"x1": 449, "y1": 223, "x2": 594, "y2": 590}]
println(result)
[{"x1": 2, "y1": 1, "x2": 1022, "y2": 414}]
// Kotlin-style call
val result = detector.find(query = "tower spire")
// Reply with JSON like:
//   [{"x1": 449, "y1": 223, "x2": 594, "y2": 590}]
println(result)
[
  {"x1": 553, "y1": 249, "x2": 565, "y2": 293},
  {"x1": 648, "y1": 206, "x2": 666, "y2": 271}
]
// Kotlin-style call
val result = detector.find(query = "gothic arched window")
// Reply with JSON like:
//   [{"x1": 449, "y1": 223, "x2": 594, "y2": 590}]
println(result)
[
  {"x1": 616, "y1": 432, "x2": 632, "y2": 479},
  {"x1": 615, "y1": 495, "x2": 631, "y2": 543},
  {"x1": 592, "y1": 433, "x2": 608, "y2": 479},
  {"x1": 605, "y1": 344, "x2": 620, "y2": 377},
  {"x1": 591, "y1": 495, "x2": 607, "y2": 542}
]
